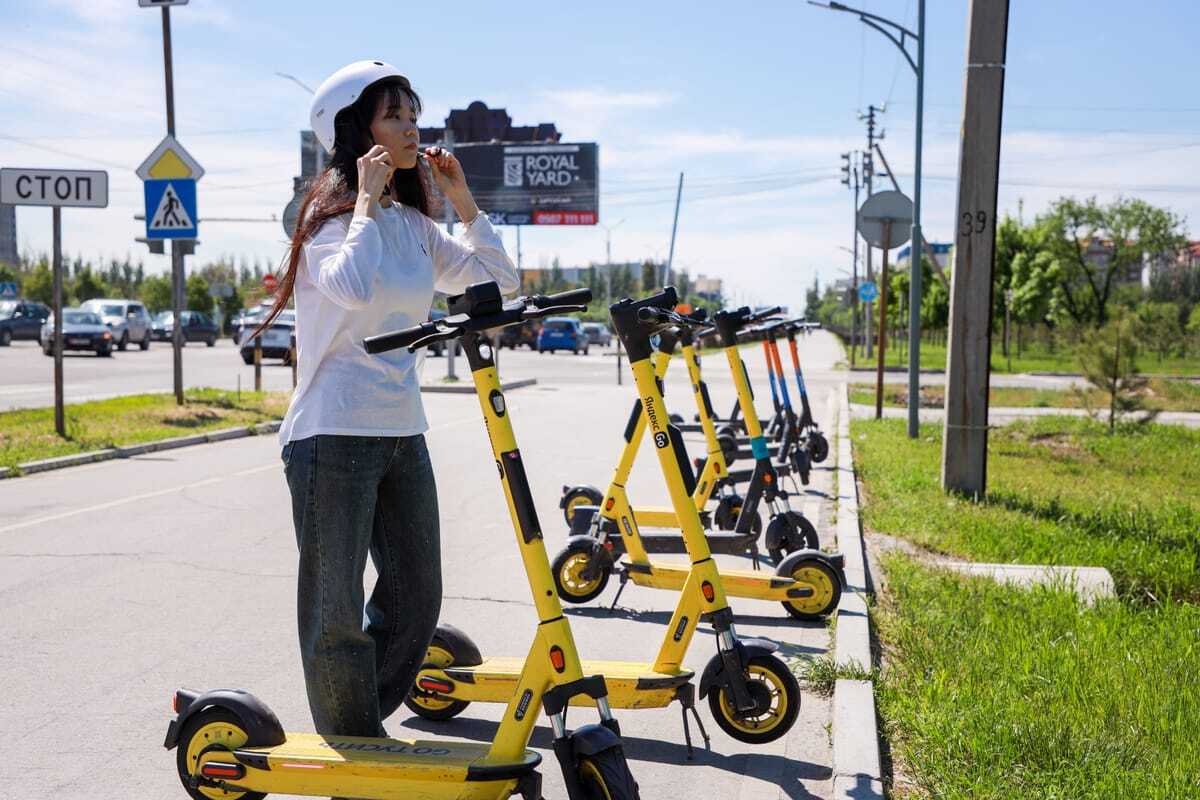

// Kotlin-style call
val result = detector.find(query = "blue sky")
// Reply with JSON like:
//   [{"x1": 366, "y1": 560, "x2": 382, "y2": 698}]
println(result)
[{"x1": 2, "y1": 0, "x2": 1198, "y2": 313}]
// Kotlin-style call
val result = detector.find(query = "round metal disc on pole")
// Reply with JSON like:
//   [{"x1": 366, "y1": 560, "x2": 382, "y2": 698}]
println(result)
[{"x1": 856, "y1": 190, "x2": 913, "y2": 249}]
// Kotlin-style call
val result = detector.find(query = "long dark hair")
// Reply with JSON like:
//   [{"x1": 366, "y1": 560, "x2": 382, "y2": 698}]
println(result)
[{"x1": 254, "y1": 77, "x2": 431, "y2": 336}]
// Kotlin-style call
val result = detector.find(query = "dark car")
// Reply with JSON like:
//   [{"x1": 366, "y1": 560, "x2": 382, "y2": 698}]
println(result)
[
  {"x1": 39, "y1": 309, "x2": 115, "y2": 356},
  {"x1": 537, "y1": 317, "x2": 588, "y2": 354},
  {"x1": 0, "y1": 299, "x2": 51, "y2": 345},
  {"x1": 152, "y1": 310, "x2": 220, "y2": 345},
  {"x1": 239, "y1": 310, "x2": 295, "y2": 364},
  {"x1": 497, "y1": 320, "x2": 540, "y2": 349}
]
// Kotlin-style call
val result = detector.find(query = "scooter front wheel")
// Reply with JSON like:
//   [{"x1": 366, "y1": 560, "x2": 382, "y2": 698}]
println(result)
[
  {"x1": 552, "y1": 541, "x2": 611, "y2": 603},
  {"x1": 777, "y1": 555, "x2": 842, "y2": 619},
  {"x1": 578, "y1": 745, "x2": 641, "y2": 799},
  {"x1": 176, "y1": 708, "x2": 267, "y2": 800},
  {"x1": 707, "y1": 655, "x2": 800, "y2": 744},
  {"x1": 766, "y1": 511, "x2": 819, "y2": 563},
  {"x1": 404, "y1": 633, "x2": 472, "y2": 721}
]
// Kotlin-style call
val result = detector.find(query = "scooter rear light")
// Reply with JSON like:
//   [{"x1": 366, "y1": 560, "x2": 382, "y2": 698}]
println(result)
[
  {"x1": 201, "y1": 762, "x2": 246, "y2": 780},
  {"x1": 417, "y1": 677, "x2": 454, "y2": 695},
  {"x1": 549, "y1": 646, "x2": 566, "y2": 673},
  {"x1": 701, "y1": 581, "x2": 716, "y2": 602},
  {"x1": 604, "y1": 498, "x2": 615, "y2": 511}
]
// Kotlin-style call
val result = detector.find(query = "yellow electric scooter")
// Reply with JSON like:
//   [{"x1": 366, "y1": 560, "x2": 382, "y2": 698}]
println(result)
[
  {"x1": 163, "y1": 284, "x2": 638, "y2": 800},
  {"x1": 552, "y1": 302, "x2": 845, "y2": 620},
  {"x1": 558, "y1": 313, "x2": 821, "y2": 565},
  {"x1": 407, "y1": 288, "x2": 804, "y2": 749}
]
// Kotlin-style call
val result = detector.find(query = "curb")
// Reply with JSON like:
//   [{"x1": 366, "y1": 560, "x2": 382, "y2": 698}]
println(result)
[
  {"x1": 831, "y1": 381, "x2": 883, "y2": 800},
  {"x1": 419, "y1": 377, "x2": 538, "y2": 394},
  {"x1": 2, "y1": 420, "x2": 283, "y2": 481}
]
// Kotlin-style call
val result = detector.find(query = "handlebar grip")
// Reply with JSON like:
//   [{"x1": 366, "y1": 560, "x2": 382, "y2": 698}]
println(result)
[
  {"x1": 363, "y1": 320, "x2": 438, "y2": 354},
  {"x1": 534, "y1": 288, "x2": 592, "y2": 308},
  {"x1": 637, "y1": 307, "x2": 675, "y2": 324},
  {"x1": 750, "y1": 305, "x2": 783, "y2": 322}
]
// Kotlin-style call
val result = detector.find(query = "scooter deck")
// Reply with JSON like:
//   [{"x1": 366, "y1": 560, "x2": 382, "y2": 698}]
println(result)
[
  {"x1": 441, "y1": 657, "x2": 692, "y2": 709},
  {"x1": 624, "y1": 559, "x2": 800, "y2": 601},
  {"x1": 196, "y1": 732, "x2": 538, "y2": 799},
  {"x1": 603, "y1": 525, "x2": 759, "y2": 556}
]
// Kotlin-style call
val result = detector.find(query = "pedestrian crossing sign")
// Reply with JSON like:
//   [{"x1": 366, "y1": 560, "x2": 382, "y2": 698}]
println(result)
[{"x1": 144, "y1": 178, "x2": 197, "y2": 239}]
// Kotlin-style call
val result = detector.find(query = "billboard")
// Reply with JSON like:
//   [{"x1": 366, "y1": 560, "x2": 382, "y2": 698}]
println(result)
[{"x1": 452, "y1": 142, "x2": 598, "y2": 226}]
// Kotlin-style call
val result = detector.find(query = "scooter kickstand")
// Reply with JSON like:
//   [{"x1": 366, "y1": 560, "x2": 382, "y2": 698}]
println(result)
[
  {"x1": 749, "y1": 542, "x2": 761, "y2": 571},
  {"x1": 609, "y1": 569, "x2": 631, "y2": 611},
  {"x1": 676, "y1": 685, "x2": 711, "y2": 759}
]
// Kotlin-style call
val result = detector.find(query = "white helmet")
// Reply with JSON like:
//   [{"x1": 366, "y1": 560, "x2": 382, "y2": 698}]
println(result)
[{"x1": 310, "y1": 60, "x2": 407, "y2": 152}]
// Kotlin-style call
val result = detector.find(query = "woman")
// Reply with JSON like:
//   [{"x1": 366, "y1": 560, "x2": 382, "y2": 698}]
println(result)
[{"x1": 257, "y1": 60, "x2": 519, "y2": 739}]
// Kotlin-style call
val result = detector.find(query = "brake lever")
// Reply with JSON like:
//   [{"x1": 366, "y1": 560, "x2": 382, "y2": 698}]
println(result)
[
  {"x1": 522, "y1": 303, "x2": 587, "y2": 318},
  {"x1": 407, "y1": 329, "x2": 457, "y2": 352}
]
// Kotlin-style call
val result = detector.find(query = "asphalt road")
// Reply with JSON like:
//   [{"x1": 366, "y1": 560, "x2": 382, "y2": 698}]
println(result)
[
  {"x1": 0, "y1": 326, "x2": 1095, "y2": 413},
  {"x1": 0, "y1": 332, "x2": 846, "y2": 799}
]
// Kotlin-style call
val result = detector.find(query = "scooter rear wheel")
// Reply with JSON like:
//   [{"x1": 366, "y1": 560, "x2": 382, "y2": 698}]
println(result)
[
  {"x1": 578, "y1": 745, "x2": 641, "y2": 799},
  {"x1": 562, "y1": 485, "x2": 605, "y2": 526},
  {"x1": 552, "y1": 541, "x2": 611, "y2": 603},
  {"x1": 405, "y1": 637, "x2": 471, "y2": 721},
  {"x1": 778, "y1": 556, "x2": 842, "y2": 619},
  {"x1": 175, "y1": 708, "x2": 267, "y2": 800},
  {"x1": 807, "y1": 431, "x2": 830, "y2": 463},
  {"x1": 707, "y1": 655, "x2": 800, "y2": 744}
]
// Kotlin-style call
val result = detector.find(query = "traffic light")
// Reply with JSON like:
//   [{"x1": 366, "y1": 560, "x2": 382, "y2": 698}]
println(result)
[{"x1": 840, "y1": 152, "x2": 851, "y2": 187}]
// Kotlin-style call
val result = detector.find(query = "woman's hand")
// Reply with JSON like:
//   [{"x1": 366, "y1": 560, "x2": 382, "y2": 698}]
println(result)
[
  {"x1": 424, "y1": 147, "x2": 480, "y2": 224},
  {"x1": 355, "y1": 145, "x2": 395, "y2": 219}
]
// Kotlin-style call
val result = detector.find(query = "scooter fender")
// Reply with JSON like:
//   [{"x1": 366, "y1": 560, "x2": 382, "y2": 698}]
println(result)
[
  {"x1": 565, "y1": 534, "x2": 615, "y2": 578},
  {"x1": 569, "y1": 505, "x2": 599, "y2": 537},
  {"x1": 698, "y1": 638, "x2": 780, "y2": 700},
  {"x1": 569, "y1": 721, "x2": 624, "y2": 756},
  {"x1": 765, "y1": 510, "x2": 815, "y2": 554},
  {"x1": 775, "y1": 548, "x2": 847, "y2": 586},
  {"x1": 164, "y1": 688, "x2": 286, "y2": 750}
]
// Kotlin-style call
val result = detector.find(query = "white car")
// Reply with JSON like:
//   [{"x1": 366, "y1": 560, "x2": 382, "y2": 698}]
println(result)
[
  {"x1": 80, "y1": 298, "x2": 152, "y2": 351},
  {"x1": 239, "y1": 310, "x2": 295, "y2": 365}
]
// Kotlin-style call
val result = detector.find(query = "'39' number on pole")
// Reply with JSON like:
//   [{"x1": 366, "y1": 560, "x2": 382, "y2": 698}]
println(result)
[{"x1": 960, "y1": 210, "x2": 987, "y2": 237}]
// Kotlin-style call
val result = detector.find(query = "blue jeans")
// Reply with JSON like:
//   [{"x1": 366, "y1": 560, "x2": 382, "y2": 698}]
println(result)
[{"x1": 281, "y1": 434, "x2": 442, "y2": 737}]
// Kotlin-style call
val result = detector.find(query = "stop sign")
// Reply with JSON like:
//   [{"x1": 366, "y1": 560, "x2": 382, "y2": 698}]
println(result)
[{"x1": 262, "y1": 274, "x2": 278, "y2": 292}]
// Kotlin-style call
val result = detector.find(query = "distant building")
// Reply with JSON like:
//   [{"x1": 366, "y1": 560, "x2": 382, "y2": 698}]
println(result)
[
  {"x1": 420, "y1": 101, "x2": 560, "y2": 145},
  {"x1": 693, "y1": 273, "x2": 723, "y2": 301},
  {"x1": 0, "y1": 203, "x2": 16, "y2": 266},
  {"x1": 1143, "y1": 240, "x2": 1200, "y2": 288}
]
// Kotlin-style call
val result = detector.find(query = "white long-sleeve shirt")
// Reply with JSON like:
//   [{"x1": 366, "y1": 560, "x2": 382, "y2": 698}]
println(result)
[{"x1": 278, "y1": 203, "x2": 519, "y2": 444}]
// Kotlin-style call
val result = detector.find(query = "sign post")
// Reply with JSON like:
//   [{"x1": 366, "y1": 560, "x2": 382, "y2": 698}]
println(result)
[
  {"x1": 0, "y1": 167, "x2": 109, "y2": 435},
  {"x1": 857, "y1": 190, "x2": 913, "y2": 421}
]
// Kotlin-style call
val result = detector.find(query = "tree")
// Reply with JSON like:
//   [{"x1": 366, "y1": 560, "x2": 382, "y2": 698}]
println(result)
[
  {"x1": 140, "y1": 275, "x2": 172, "y2": 314},
  {"x1": 1073, "y1": 311, "x2": 1153, "y2": 432},
  {"x1": 1036, "y1": 197, "x2": 1187, "y2": 327},
  {"x1": 641, "y1": 260, "x2": 658, "y2": 292},
  {"x1": 1136, "y1": 301, "x2": 1183, "y2": 363},
  {"x1": 186, "y1": 273, "x2": 214, "y2": 313},
  {"x1": 73, "y1": 268, "x2": 109, "y2": 304},
  {"x1": 23, "y1": 263, "x2": 54, "y2": 305},
  {"x1": 805, "y1": 276, "x2": 820, "y2": 316}
]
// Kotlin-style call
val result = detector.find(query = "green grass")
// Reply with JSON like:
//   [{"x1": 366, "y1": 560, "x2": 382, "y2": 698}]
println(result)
[
  {"x1": 848, "y1": 379, "x2": 1200, "y2": 412},
  {"x1": 848, "y1": 336, "x2": 1200, "y2": 375},
  {"x1": 855, "y1": 416, "x2": 1200, "y2": 796},
  {"x1": 852, "y1": 416, "x2": 1200, "y2": 602},
  {"x1": 0, "y1": 388, "x2": 290, "y2": 470},
  {"x1": 876, "y1": 553, "x2": 1200, "y2": 799}
]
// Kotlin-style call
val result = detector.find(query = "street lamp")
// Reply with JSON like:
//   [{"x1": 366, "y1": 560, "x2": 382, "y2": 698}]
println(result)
[
  {"x1": 810, "y1": 0, "x2": 925, "y2": 437},
  {"x1": 599, "y1": 219, "x2": 626, "y2": 383}
]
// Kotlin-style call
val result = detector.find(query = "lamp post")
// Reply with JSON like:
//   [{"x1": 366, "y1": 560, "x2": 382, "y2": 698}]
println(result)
[
  {"x1": 599, "y1": 218, "x2": 626, "y2": 383},
  {"x1": 811, "y1": 0, "x2": 925, "y2": 437}
]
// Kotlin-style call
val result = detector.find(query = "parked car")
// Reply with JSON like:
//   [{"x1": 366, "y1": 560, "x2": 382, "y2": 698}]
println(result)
[
  {"x1": 239, "y1": 309, "x2": 295, "y2": 364},
  {"x1": 497, "y1": 320, "x2": 540, "y2": 349},
  {"x1": 581, "y1": 322, "x2": 612, "y2": 347},
  {"x1": 152, "y1": 310, "x2": 219, "y2": 345},
  {"x1": 39, "y1": 309, "x2": 114, "y2": 356},
  {"x1": 537, "y1": 317, "x2": 588, "y2": 354},
  {"x1": 231, "y1": 301, "x2": 275, "y2": 343},
  {"x1": 79, "y1": 298, "x2": 152, "y2": 351},
  {"x1": 0, "y1": 299, "x2": 51, "y2": 345}
]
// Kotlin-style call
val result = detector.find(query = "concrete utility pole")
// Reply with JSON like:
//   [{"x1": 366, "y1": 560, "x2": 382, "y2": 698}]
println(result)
[
  {"x1": 861, "y1": 105, "x2": 881, "y2": 358},
  {"x1": 599, "y1": 218, "x2": 625, "y2": 384},
  {"x1": 942, "y1": 0, "x2": 1011, "y2": 498},
  {"x1": 664, "y1": 172, "x2": 684, "y2": 289},
  {"x1": 841, "y1": 152, "x2": 862, "y2": 365}
]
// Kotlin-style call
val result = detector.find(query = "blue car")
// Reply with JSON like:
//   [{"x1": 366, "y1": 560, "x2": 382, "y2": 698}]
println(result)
[{"x1": 537, "y1": 317, "x2": 588, "y2": 355}]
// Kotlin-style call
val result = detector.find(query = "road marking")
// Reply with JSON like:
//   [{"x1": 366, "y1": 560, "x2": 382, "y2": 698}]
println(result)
[{"x1": 0, "y1": 462, "x2": 279, "y2": 535}]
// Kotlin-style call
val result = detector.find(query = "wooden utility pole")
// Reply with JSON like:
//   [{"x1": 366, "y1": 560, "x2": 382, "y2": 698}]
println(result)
[{"x1": 941, "y1": 0, "x2": 1010, "y2": 497}]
